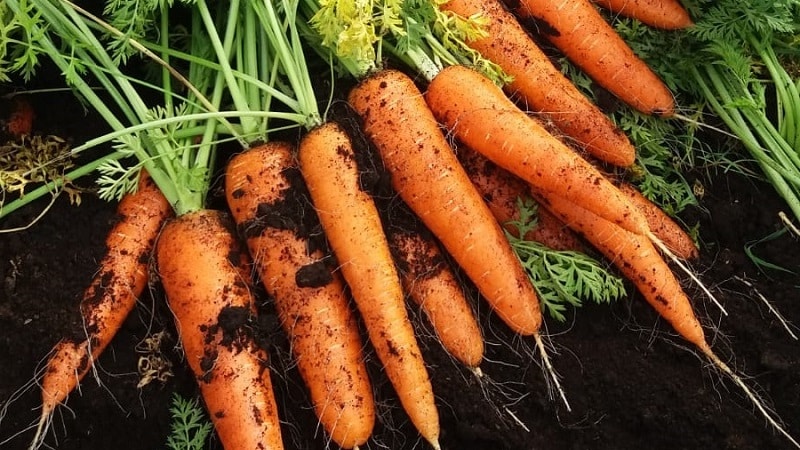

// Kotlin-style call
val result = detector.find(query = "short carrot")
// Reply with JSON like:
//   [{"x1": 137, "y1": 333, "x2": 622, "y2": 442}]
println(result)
[
  {"x1": 387, "y1": 220, "x2": 485, "y2": 371},
  {"x1": 441, "y1": 0, "x2": 637, "y2": 167},
  {"x1": 511, "y1": 0, "x2": 676, "y2": 115},
  {"x1": 6, "y1": 96, "x2": 35, "y2": 137},
  {"x1": 297, "y1": 121, "x2": 441, "y2": 449},
  {"x1": 156, "y1": 209, "x2": 284, "y2": 450},
  {"x1": 591, "y1": 0, "x2": 694, "y2": 30},
  {"x1": 424, "y1": 64, "x2": 651, "y2": 236},
  {"x1": 456, "y1": 143, "x2": 584, "y2": 252},
  {"x1": 29, "y1": 171, "x2": 171, "y2": 450},
  {"x1": 225, "y1": 141, "x2": 375, "y2": 449},
  {"x1": 615, "y1": 180, "x2": 698, "y2": 260}
]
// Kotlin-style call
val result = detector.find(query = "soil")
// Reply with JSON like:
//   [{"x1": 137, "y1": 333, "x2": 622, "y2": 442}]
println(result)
[{"x1": 1, "y1": 81, "x2": 799, "y2": 450}]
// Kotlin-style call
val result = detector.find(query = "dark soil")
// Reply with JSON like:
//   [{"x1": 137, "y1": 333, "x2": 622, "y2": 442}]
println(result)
[{"x1": 1, "y1": 84, "x2": 799, "y2": 450}]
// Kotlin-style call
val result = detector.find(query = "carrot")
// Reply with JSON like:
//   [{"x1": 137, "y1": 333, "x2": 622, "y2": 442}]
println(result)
[
  {"x1": 348, "y1": 69, "x2": 571, "y2": 409},
  {"x1": 533, "y1": 189, "x2": 800, "y2": 448},
  {"x1": 6, "y1": 96, "x2": 35, "y2": 137},
  {"x1": 535, "y1": 190, "x2": 705, "y2": 346},
  {"x1": 297, "y1": 121, "x2": 441, "y2": 449},
  {"x1": 440, "y1": 0, "x2": 637, "y2": 167},
  {"x1": 29, "y1": 171, "x2": 171, "y2": 450},
  {"x1": 591, "y1": 0, "x2": 694, "y2": 30},
  {"x1": 349, "y1": 69, "x2": 543, "y2": 336},
  {"x1": 511, "y1": 0, "x2": 676, "y2": 116},
  {"x1": 615, "y1": 180, "x2": 698, "y2": 260},
  {"x1": 456, "y1": 144, "x2": 584, "y2": 252},
  {"x1": 386, "y1": 219, "x2": 485, "y2": 371},
  {"x1": 424, "y1": 64, "x2": 650, "y2": 236},
  {"x1": 225, "y1": 141, "x2": 375, "y2": 449},
  {"x1": 156, "y1": 209, "x2": 284, "y2": 450}
]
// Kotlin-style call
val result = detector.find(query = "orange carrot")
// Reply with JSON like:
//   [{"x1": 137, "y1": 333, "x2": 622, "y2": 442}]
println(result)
[
  {"x1": 534, "y1": 190, "x2": 705, "y2": 347},
  {"x1": 591, "y1": 0, "x2": 694, "y2": 30},
  {"x1": 297, "y1": 121, "x2": 440, "y2": 449},
  {"x1": 349, "y1": 71, "x2": 572, "y2": 409},
  {"x1": 225, "y1": 141, "x2": 375, "y2": 449},
  {"x1": 511, "y1": 0, "x2": 676, "y2": 115},
  {"x1": 387, "y1": 221, "x2": 485, "y2": 370},
  {"x1": 348, "y1": 69, "x2": 543, "y2": 337},
  {"x1": 156, "y1": 209, "x2": 284, "y2": 450},
  {"x1": 424, "y1": 64, "x2": 650, "y2": 236},
  {"x1": 441, "y1": 0, "x2": 637, "y2": 167},
  {"x1": 6, "y1": 96, "x2": 35, "y2": 137},
  {"x1": 29, "y1": 171, "x2": 171, "y2": 449},
  {"x1": 533, "y1": 189, "x2": 800, "y2": 447},
  {"x1": 456, "y1": 144, "x2": 584, "y2": 252},
  {"x1": 615, "y1": 180, "x2": 698, "y2": 259}
]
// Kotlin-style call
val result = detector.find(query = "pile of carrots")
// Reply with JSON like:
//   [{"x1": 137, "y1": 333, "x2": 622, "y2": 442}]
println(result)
[{"x1": 5, "y1": 0, "x2": 800, "y2": 449}]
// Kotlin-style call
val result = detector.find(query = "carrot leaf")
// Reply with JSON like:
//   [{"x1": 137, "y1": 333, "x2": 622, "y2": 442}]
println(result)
[
  {"x1": 165, "y1": 393, "x2": 213, "y2": 450},
  {"x1": 506, "y1": 198, "x2": 626, "y2": 323}
]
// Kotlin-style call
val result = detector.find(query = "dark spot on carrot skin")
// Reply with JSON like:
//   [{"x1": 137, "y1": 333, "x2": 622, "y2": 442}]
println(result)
[{"x1": 231, "y1": 188, "x2": 245, "y2": 199}]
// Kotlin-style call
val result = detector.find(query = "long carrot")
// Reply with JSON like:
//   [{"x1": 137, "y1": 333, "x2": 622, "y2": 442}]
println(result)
[
  {"x1": 456, "y1": 144, "x2": 584, "y2": 252},
  {"x1": 29, "y1": 171, "x2": 171, "y2": 449},
  {"x1": 348, "y1": 69, "x2": 570, "y2": 408},
  {"x1": 156, "y1": 209, "x2": 284, "y2": 450},
  {"x1": 591, "y1": 0, "x2": 694, "y2": 30},
  {"x1": 387, "y1": 219, "x2": 485, "y2": 371},
  {"x1": 424, "y1": 64, "x2": 650, "y2": 236},
  {"x1": 511, "y1": 0, "x2": 676, "y2": 115},
  {"x1": 533, "y1": 189, "x2": 800, "y2": 448},
  {"x1": 297, "y1": 121, "x2": 441, "y2": 449},
  {"x1": 440, "y1": 0, "x2": 637, "y2": 167},
  {"x1": 225, "y1": 141, "x2": 375, "y2": 449}
]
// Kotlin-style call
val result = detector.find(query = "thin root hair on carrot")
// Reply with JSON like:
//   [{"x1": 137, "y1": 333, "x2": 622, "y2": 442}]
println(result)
[
  {"x1": 700, "y1": 347, "x2": 800, "y2": 448},
  {"x1": 732, "y1": 275, "x2": 798, "y2": 340},
  {"x1": 531, "y1": 332, "x2": 570, "y2": 412},
  {"x1": 647, "y1": 232, "x2": 728, "y2": 316},
  {"x1": 468, "y1": 366, "x2": 535, "y2": 433}
]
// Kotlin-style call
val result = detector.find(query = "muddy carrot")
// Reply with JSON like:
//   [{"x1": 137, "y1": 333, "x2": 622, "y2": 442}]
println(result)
[
  {"x1": 225, "y1": 141, "x2": 375, "y2": 449},
  {"x1": 157, "y1": 209, "x2": 284, "y2": 450},
  {"x1": 28, "y1": 171, "x2": 171, "y2": 450},
  {"x1": 298, "y1": 121, "x2": 441, "y2": 449}
]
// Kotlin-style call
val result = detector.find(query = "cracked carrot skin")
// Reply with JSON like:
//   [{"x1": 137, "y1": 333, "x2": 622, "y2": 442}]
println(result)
[
  {"x1": 225, "y1": 141, "x2": 375, "y2": 449},
  {"x1": 298, "y1": 121, "x2": 440, "y2": 449},
  {"x1": 157, "y1": 209, "x2": 284, "y2": 450},
  {"x1": 348, "y1": 69, "x2": 543, "y2": 338},
  {"x1": 511, "y1": 0, "x2": 676, "y2": 116},
  {"x1": 441, "y1": 0, "x2": 637, "y2": 167},
  {"x1": 424, "y1": 64, "x2": 651, "y2": 237}
]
